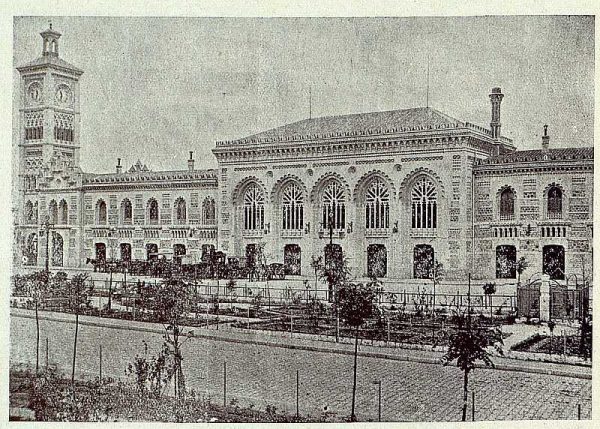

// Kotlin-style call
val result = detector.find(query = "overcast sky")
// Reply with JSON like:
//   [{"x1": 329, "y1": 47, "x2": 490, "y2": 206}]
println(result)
[{"x1": 13, "y1": 16, "x2": 594, "y2": 173}]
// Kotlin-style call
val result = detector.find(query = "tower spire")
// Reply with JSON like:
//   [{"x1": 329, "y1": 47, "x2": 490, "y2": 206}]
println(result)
[
  {"x1": 426, "y1": 53, "x2": 430, "y2": 108},
  {"x1": 40, "y1": 25, "x2": 61, "y2": 57},
  {"x1": 309, "y1": 86, "x2": 312, "y2": 119}
]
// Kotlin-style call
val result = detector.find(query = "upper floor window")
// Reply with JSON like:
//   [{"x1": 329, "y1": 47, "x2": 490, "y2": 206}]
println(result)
[
  {"x1": 147, "y1": 198, "x2": 159, "y2": 225},
  {"x1": 321, "y1": 181, "x2": 346, "y2": 230},
  {"x1": 365, "y1": 179, "x2": 390, "y2": 229},
  {"x1": 24, "y1": 200, "x2": 35, "y2": 224},
  {"x1": 243, "y1": 184, "x2": 264, "y2": 231},
  {"x1": 202, "y1": 197, "x2": 216, "y2": 225},
  {"x1": 282, "y1": 183, "x2": 304, "y2": 230},
  {"x1": 96, "y1": 200, "x2": 107, "y2": 225},
  {"x1": 175, "y1": 197, "x2": 187, "y2": 224},
  {"x1": 121, "y1": 199, "x2": 133, "y2": 224},
  {"x1": 411, "y1": 177, "x2": 437, "y2": 229},
  {"x1": 547, "y1": 186, "x2": 562, "y2": 219},
  {"x1": 499, "y1": 188, "x2": 515, "y2": 220},
  {"x1": 58, "y1": 199, "x2": 68, "y2": 225},
  {"x1": 48, "y1": 200, "x2": 58, "y2": 224}
]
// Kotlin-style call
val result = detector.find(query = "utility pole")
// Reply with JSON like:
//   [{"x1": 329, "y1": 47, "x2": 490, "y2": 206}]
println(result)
[{"x1": 327, "y1": 210, "x2": 340, "y2": 343}]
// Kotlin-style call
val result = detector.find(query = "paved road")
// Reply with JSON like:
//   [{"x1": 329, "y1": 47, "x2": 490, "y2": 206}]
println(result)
[{"x1": 10, "y1": 314, "x2": 590, "y2": 422}]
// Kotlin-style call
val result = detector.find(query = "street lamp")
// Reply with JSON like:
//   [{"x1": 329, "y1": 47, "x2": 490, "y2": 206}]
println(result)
[
  {"x1": 39, "y1": 215, "x2": 54, "y2": 273},
  {"x1": 372, "y1": 380, "x2": 382, "y2": 422},
  {"x1": 325, "y1": 209, "x2": 340, "y2": 343}
]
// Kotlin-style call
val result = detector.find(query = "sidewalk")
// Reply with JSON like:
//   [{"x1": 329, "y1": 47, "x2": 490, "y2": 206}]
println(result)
[{"x1": 11, "y1": 308, "x2": 591, "y2": 380}]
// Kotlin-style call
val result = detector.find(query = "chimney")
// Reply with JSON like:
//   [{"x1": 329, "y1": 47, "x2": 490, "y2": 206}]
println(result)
[
  {"x1": 489, "y1": 87, "x2": 504, "y2": 140},
  {"x1": 116, "y1": 158, "x2": 122, "y2": 174},
  {"x1": 188, "y1": 151, "x2": 195, "y2": 172},
  {"x1": 542, "y1": 124, "x2": 550, "y2": 151}
]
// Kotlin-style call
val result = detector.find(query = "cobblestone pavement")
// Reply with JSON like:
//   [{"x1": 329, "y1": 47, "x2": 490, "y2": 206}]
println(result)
[{"x1": 10, "y1": 314, "x2": 590, "y2": 422}]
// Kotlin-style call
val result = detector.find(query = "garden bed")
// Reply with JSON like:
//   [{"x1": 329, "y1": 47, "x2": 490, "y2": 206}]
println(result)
[
  {"x1": 511, "y1": 333, "x2": 591, "y2": 358},
  {"x1": 9, "y1": 368, "x2": 336, "y2": 422}
]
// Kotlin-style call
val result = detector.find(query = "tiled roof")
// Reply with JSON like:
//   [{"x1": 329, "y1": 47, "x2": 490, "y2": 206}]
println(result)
[
  {"x1": 17, "y1": 55, "x2": 83, "y2": 74},
  {"x1": 83, "y1": 169, "x2": 218, "y2": 185},
  {"x1": 476, "y1": 147, "x2": 594, "y2": 166},
  {"x1": 226, "y1": 107, "x2": 470, "y2": 144}
]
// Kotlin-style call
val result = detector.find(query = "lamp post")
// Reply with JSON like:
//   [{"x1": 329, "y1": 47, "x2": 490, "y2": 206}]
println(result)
[
  {"x1": 326, "y1": 209, "x2": 340, "y2": 343},
  {"x1": 39, "y1": 215, "x2": 54, "y2": 273}
]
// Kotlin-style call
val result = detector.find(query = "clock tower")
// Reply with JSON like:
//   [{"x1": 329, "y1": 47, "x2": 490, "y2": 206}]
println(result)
[{"x1": 16, "y1": 25, "x2": 84, "y2": 192}]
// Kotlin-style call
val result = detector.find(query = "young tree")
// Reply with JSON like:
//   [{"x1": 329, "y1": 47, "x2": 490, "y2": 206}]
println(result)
[
  {"x1": 63, "y1": 273, "x2": 93, "y2": 388},
  {"x1": 442, "y1": 301, "x2": 503, "y2": 421},
  {"x1": 152, "y1": 278, "x2": 195, "y2": 400},
  {"x1": 430, "y1": 261, "x2": 444, "y2": 313},
  {"x1": 318, "y1": 249, "x2": 352, "y2": 343},
  {"x1": 515, "y1": 256, "x2": 529, "y2": 286},
  {"x1": 27, "y1": 271, "x2": 50, "y2": 375},
  {"x1": 310, "y1": 255, "x2": 323, "y2": 292},
  {"x1": 482, "y1": 282, "x2": 497, "y2": 318},
  {"x1": 337, "y1": 282, "x2": 377, "y2": 422}
]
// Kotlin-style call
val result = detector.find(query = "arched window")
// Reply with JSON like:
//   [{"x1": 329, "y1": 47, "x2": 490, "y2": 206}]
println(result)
[
  {"x1": 365, "y1": 179, "x2": 390, "y2": 229},
  {"x1": 33, "y1": 201, "x2": 38, "y2": 224},
  {"x1": 121, "y1": 199, "x2": 133, "y2": 224},
  {"x1": 175, "y1": 197, "x2": 187, "y2": 224},
  {"x1": 59, "y1": 199, "x2": 68, "y2": 225},
  {"x1": 499, "y1": 188, "x2": 515, "y2": 220},
  {"x1": 367, "y1": 244, "x2": 387, "y2": 278},
  {"x1": 496, "y1": 245, "x2": 516, "y2": 279},
  {"x1": 411, "y1": 177, "x2": 437, "y2": 229},
  {"x1": 321, "y1": 181, "x2": 346, "y2": 230},
  {"x1": 147, "y1": 198, "x2": 159, "y2": 225},
  {"x1": 51, "y1": 232, "x2": 63, "y2": 267},
  {"x1": 48, "y1": 200, "x2": 58, "y2": 224},
  {"x1": 23, "y1": 232, "x2": 38, "y2": 266},
  {"x1": 282, "y1": 183, "x2": 304, "y2": 230},
  {"x1": 24, "y1": 201, "x2": 34, "y2": 224},
  {"x1": 543, "y1": 245, "x2": 565, "y2": 280},
  {"x1": 243, "y1": 184, "x2": 264, "y2": 231},
  {"x1": 413, "y1": 244, "x2": 434, "y2": 279},
  {"x1": 120, "y1": 243, "x2": 132, "y2": 262},
  {"x1": 202, "y1": 197, "x2": 216, "y2": 225},
  {"x1": 547, "y1": 186, "x2": 562, "y2": 219},
  {"x1": 284, "y1": 244, "x2": 302, "y2": 275},
  {"x1": 96, "y1": 200, "x2": 107, "y2": 225}
]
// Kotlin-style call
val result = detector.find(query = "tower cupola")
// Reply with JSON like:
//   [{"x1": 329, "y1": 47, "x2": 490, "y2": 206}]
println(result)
[{"x1": 40, "y1": 23, "x2": 61, "y2": 57}]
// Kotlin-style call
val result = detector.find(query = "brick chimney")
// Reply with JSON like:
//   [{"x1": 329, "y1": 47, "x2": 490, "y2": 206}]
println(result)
[
  {"x1": 188, "y1": 151, "x2": 195, "y2": 172},
  {"x1": 489, "y1": 87, "x2": 504, "y2": 140},
  {"x1": 116, "y1": 158, "x2": 122, "y2": 174},
  {"x1": 542, "y1": 125, "x2": 550, "y2": 152}
]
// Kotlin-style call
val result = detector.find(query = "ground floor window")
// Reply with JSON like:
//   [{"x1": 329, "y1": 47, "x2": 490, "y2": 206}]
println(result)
[
  {"x1": 201, "y1": 244, "x2": 216, "y2": 263},
  {"x1": 95, "y1": 242, "x2": 106, "y2": 262},
  {"x1": 146, "y1": 243, "x2": 158, "y2": 261},
  {"x1": 543, "y1": 245, "x2": 565, "y2": 280},
  {"x1": 367, "y1": 244, "x2": 387, "y2": 278},
  {"x1": 120, "y1": 243, "x2": 132, "y2": 262},
  {"x1": 23, "y1": 232, "x2": 37, "y2": 266},
  {"x1": 284, "y1": 244, "x2": 301, "y2": 275},
  {"x1": 413, "y1": 244, "x2": 434, "y2": 279},
  {"x1": 496, "y1": 245, "x2": 516, "y2": 278},
  {"x1": 51, "y1": 232, "x2": 63, "y2": 267},
  {"x1": 173, "y1": 244, "x2": 186, "y2": 265}
]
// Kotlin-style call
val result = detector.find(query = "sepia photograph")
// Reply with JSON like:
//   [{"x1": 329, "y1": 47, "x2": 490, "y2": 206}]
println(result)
[{"x1": 7, "y1": 12, "x2": 594, "y2": 424}]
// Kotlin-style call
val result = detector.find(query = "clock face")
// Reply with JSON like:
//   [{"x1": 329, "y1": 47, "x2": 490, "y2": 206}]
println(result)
[
  {"x1": 27, "y1": 82, "x2": 42, "y2": 103},
  {"x1": 55, "y1": 85, "x2": 73, "y2": 106}
]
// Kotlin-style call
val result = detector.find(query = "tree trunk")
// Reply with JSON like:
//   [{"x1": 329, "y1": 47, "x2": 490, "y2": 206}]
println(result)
[
  {"x1": 462, "y1": 368, "x2": 469, "y2": 421},
  {"x1": 35, "y1": 300, "x2": 40, "y2": 375},
  {"x1": 351, "y1": 324, "x2": 359, "y2": 422},
  {"x1": 72, "y1": 309, "x2": 79, "y2": 389}
]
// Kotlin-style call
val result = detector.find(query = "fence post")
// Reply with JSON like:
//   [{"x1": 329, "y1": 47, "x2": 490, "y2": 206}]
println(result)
[
  {"x1": 206, "y1": 301, "x2": 209, "y2": 329},
  {"x1": 472, "y1": 390, "x2": 475, "y2": 421},
  {"x1": 99, "y1": 344, "x2": 103, "y2": 382},
  {"x1": 387, "y1": 317, "x2": 390, "y2": 345},
  {"x1": 45, "y1": 337, "x2": 49, "y2": 369},
  {"x1": 247, "y1": 306, "x2": 250, "y2": 329},
  {"x1": 578, "y1": 403, "x2": 581, "y2": 420},
  {"x1": 290, "y1": 315, "x2": 294, "y2": 338},
  {"x1": 296, "y1": 369, "x2": 299, "y2": 419},
  {"x1": 563, "y1": 330, "x2": 567, "y2": 356},
  {"x1": 223, "y1": 361, "x2": 227, "y2": 408}
]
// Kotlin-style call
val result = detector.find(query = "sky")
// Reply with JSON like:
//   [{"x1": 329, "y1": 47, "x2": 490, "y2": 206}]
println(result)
[{"x1": 13, "y1": 16, "x2": 595, "y2": 173}]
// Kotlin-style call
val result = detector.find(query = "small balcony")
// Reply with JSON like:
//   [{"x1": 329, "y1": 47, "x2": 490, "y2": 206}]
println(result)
[
  {"x1": 410, "y1": 228, "x2": 437, "y2": 238},
  {"x1": 365, "y1": 227, "x2": 391, "y2": 238},
  {"x1": 499, "y1": 214, "x2": 515, "y2": 221},
  {"x1": 318, "y1": 229, "x2": 346, "y2": 240},
  {"x1": 242, "y1": 229, "x2": 265, "y2": 239},
  {"x1": 281, "y1": 229, "x2": 304, "y2": 238},
  {"x1": 546, "y1": 210, "x2": 563, "y2": 220}
]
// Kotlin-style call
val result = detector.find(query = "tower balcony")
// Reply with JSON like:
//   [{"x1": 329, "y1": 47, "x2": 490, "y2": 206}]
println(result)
[{"x1": 410, "y1": 228, "x2": 437, "y2": 239}]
